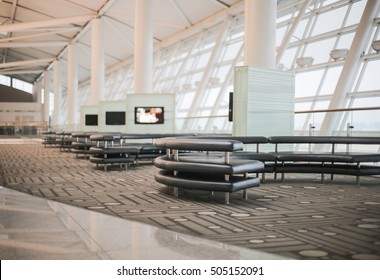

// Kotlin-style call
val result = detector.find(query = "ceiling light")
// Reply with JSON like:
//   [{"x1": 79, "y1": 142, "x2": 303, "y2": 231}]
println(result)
[
  {"x1": 372, "y1": 40, "x2": 380, "y2": 53},
  {"x1": 296, "y1": 57, "x2": 314, "y2": 67},
  {"x1": 330, "y1": 49, "x2": 349, "y2": 60}
]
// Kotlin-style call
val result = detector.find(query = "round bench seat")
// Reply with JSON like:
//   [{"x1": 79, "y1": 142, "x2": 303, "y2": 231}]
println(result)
[
  {"x1": 89, "y1": 146, "x2": 141, "y2": 155},
  {"x1": 155, "y1": 155, "x2": 264, "y2": 175},
  {"x1": 155, "y1": 170, "x2": 260, "y2": 204}
]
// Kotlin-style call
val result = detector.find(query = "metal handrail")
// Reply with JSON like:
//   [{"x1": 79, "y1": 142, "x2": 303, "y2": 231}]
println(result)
[{"x1": 295, "y1": 106, "x2": 380, "y2": 114}]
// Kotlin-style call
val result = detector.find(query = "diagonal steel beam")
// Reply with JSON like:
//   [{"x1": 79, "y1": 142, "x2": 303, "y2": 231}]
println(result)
[
  {"x1": 0, "y1": 41, "x2": 68, "y2": 48},
  {"x1": 0, "y1": 15, "x2": 94, "y2": 33},
  {"x1": 0, "y1": 58, "x2": 55, "y2": 69}
]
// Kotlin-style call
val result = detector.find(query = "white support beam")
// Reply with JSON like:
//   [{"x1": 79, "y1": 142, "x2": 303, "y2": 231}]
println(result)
[
  {"x1": 0, "y1": 70, "x2": 42, "y2": 75},
  {"x1": 276, "y1": 0, "x2": 312, "y2": 67},
  {"x1": 134, "y1": 0, "x2": 153, "y2": 93},
  {"x1": 0, "y1": 57, "x2": 54, "y2": 69},
  {"x1": 244, "y1": 0, "x2": 276, "y2": 68},
  {"x1": 67, "y1": 43, "x2": 79, "y2": 128},
  {"x1": 0, "y1": 28, "x2": 80, "y2": 43},
  {"x1": 97, "y1": 0, "x2": 118, "y2": 16},
  {"x1": 184, "y1": 19, "x2": 231, "y2": 129},
  {"x1": 53, "y1": 60, "x2": 62, "y2": 127},
  {"x1": 43, "y1": 70, "x2": 51, "y2": 124},
  {"x1": 90, "y1": 17, "x2": 105, "y2": 105},
  {"x1": 0, "y1": 15, "x2": 94, "y2": 33},
  {"x1": 0, "y1": 41, "x2": 68, "y2": 48},
  {"x1": 318, "y1": 0, "x2": 380, "y2": 136}
]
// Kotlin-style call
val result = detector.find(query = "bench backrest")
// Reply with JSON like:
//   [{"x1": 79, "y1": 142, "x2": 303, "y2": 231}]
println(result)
[
  {"x1": 154, "y1": 138, "x2": 244, "y2": 152},
  {"x1": 269, "y1": 136, "x2": 380, "y2": 144}
]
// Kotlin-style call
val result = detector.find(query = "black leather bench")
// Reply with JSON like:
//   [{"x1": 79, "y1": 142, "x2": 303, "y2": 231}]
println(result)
[
  {"x1": 89, "y1": 145, "x2": 139, "y2": 171},
  {"x1": 154, "y1": 138, "x2": 264, "y2": 204},
  {"x1": 41, "y1": 131, "x2": 56, "y2": 147},
  {"x1": 268, "y1": 136, "x2": 380, "y2": 184},
  {"x1": 88, "y1": 133, "x2": 183, "y2": 171},
  {"x1": 173, "y1": 135, "x2": 380, "y2": 185},
  {"x1": 70, "y1": 132, "x2": 97, "y2": 158}
]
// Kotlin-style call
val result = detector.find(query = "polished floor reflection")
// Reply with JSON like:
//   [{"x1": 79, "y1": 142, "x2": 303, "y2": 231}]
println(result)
[{"x1": 0, "y1": 186, "x2": 286, "y2": 259}]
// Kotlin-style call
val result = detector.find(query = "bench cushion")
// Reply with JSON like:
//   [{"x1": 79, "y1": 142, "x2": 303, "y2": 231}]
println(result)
[
  {"x1": 155, "y1": 138, "x2": 244, "y2": 151},
  {"x1": 90, "y1": 146, "x2": 140, "y2": 155},
  {"x1": 155, "y1": 170, "x2": 260, "y2": 193},
  {"x1": 155, "y1": 155, "x2": 264, "y2": 175},
  {"x1": 275, "y1": 151, "x2": 380, "y2": 163}
]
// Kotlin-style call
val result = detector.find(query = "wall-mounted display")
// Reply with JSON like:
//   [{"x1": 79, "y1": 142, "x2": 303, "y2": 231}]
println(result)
[{"x1": 134, "y1": 107, "x2": 164, "y2": 124}]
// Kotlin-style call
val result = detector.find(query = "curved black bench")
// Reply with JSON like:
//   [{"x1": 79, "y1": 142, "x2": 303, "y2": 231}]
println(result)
[
  {"x1": 156, "y1": 170, "x2": 260, "y2": 193},
  {"x1": 87, "y1": 133, "x2": 176, "y2": 170},
  {"x1": 55, "y1": 131, "x2": 72, "y2": 151},
  {"x1": 89, "y1": 145, "x2": 139, "y2": 171},
  {"x1": 194, "y1": 136, "x2": 276, "y2": 181},
  {"x1": 155, "y1": 155, "x2": 263, "y2": 175},
  {"x1": 268, "y1": 136, "x2": 380, "y2": 184},
  {"x1": 70, "y1": 132, "x2": 97, "y2": 158},
  {"x1": 42, "y1": 131, "x2": 56, "y2": 147},
  {"x1": 89, "y1": 145, "x2": 140, "y2": 171},
  {"x1": 154, "y1": 138, "x2": 264, "y2": 204}
]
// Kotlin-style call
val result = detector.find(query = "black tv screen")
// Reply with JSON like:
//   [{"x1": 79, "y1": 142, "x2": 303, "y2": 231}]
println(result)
[
  {"x1": 85, "y1": 114, "x2": 98, "y2": 126},
  {"x1": 105, "y1": 111, "x2": 125, "y2": 125},
  {"x1": 135, "y1": 107, "x2": 164, "y2": 124}
]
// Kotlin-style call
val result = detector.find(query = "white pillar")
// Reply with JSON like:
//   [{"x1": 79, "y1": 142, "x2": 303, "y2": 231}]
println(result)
[
  {"x1": 134, "y1": 0, "x2": 153, "y2": 93},
  {"x1": 53, "y1": 60, "x2": 62, "y2": 127},
  {"x1": 32, "y1": 79, "x2": 42, "y2": 104},
  {"x1": 67, "y1": 43, "x2": 79, "y2": 128},
  {"x1": 43, "y1": 70, "x2": 50, "y2": 126},
  {"x1": 90, "y1": 17, "x2": 105, "y2": 104},
  {"x1": 244, "y1": 0, "x2": 276, "y2": 69},
  {"x1": 33, "y1": 80, "x2": 43, "y2": 123},
  {"x1": 319, "y1": 0, "x2": 380, "y2": 136}
]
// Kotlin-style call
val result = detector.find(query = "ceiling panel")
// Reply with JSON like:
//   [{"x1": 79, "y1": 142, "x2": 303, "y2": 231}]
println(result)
[{"x1": 2, "y1": 0, "x2": 289, "y2": 86}]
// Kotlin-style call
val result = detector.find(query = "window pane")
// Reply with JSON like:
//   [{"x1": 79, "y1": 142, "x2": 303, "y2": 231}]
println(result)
[
  {"x1": 295, "y1": 70, "x2": 324, "y2": 97},
  {"x1": 312, "y1": 6, "x2": 347, "y2": 36},
  {"x1": 358, "y1": 60, "x2": 380, "y2": 91},
  {"x1": 320, "y1": 66, "x2": 342, "y2": 95},
  {"x1": 345, "y1": 0, "x2": 366, "y2": 26},
  {"x1": 0, "y1": 75, "x2": 11, "y2": 86},
  {"x1": 303, "y1": 38, "x2": 335, "y2": 64}
]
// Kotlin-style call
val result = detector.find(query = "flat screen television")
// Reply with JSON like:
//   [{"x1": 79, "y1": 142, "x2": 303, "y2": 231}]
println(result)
[
  {"x1": 135, "y1": 107, "x2": 164, "y2": 124},
  {"x1": 85, "y1": 114, "x2": 98, "y2": 126},
  {"x1": 105, "y1": 111, "x2": 125, "y2": 125}
]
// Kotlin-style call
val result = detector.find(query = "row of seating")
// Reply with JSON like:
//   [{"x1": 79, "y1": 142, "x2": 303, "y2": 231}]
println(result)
[
  {"x1": 154, "y1": 138, "x2": 263, "y2": 204},
  {"x1": 42, "y1": 132, "x2": 380, "y2": 203},
  {"x1": 153, "y1": 135, "x2": 380, "y2": 202},
  {"x1": 155, "y1": 135, "x2": 380, "y2": 186},
  {"x1": 88, "y1": 134, "x2": 168, "y2": 171},
  {"x1": 42, "y1": 131, "x2": 193, "y2": 171}
]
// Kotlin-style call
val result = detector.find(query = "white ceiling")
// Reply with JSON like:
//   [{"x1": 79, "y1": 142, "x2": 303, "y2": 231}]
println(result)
[{"x1": 0, "y1": 0, "x2": 296, "y2": 85}]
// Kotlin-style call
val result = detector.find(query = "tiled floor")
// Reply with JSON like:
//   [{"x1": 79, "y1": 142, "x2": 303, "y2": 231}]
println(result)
[
  {"x1": 0, "y1": 186, "x2": 285, "y2": 259},
  {"x1": 0, "y1": 139, "x2": 380, "y2": 259}
]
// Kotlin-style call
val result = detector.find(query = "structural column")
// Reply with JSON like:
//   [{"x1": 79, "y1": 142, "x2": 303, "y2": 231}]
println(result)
[
  {"x1": 67, "y1": 43, "x2": 79, "y2": 128},
  {"x1": 43, "y1": 70, "x2": 51, "y2": 127},
  {"x1": 90, "y1": 17, "x2": 105, "y2": 105},
  {"x1": 32, "y1": 79, "x2": 42, "y2": 104},
  {"x1": 53, "y1": 59, "x2": 62, "y2": 127},
  {"x1": 244, "y1": 0, "x2": 276, "y2": 69},
  {"x1": 134, "y1": 0, "x2": 153, "y2": 93},
  {"x1": 319, "y1": 0, "x2": 380, "y2": 136}
]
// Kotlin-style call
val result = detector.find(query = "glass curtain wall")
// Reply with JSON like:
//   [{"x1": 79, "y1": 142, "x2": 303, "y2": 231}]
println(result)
[{"x1": 74, "y1": 0, "x2": 380, "y2": 136}]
